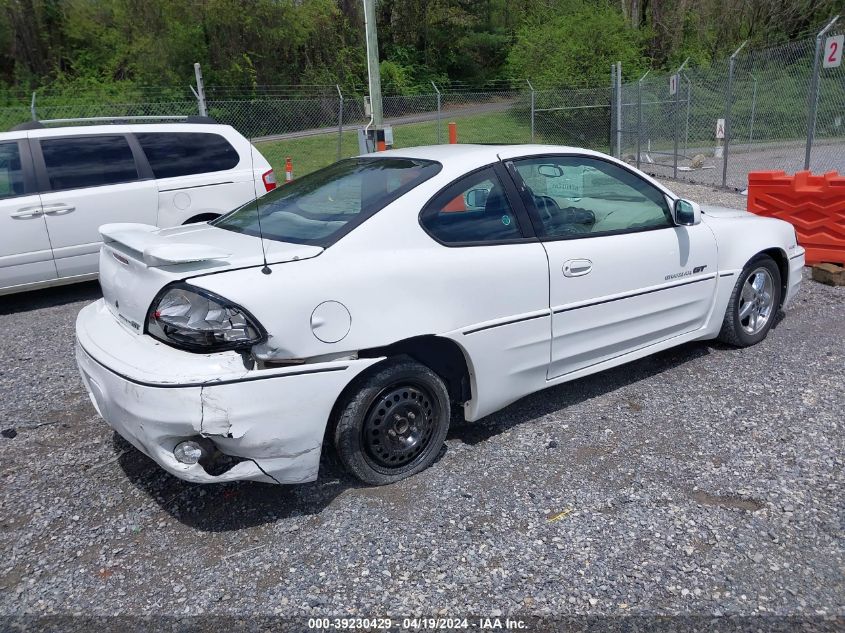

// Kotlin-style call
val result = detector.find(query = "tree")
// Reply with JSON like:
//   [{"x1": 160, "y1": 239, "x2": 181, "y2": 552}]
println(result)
[{"x1": 507, "y1": 0, "x2": 647, "y2": 86}]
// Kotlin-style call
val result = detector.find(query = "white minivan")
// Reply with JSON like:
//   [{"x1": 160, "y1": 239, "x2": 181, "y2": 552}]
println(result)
[{"x1": 0, "y1": 120, "x2": 275, "y2": 295}]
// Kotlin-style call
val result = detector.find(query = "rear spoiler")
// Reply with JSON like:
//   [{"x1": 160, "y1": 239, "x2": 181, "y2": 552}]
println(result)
[{"x1": 99, "y1": 223, "x2": 231, "y2": 267}]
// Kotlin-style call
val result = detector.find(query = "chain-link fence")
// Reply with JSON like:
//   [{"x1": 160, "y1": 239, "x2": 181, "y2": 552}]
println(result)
[
  {"x1": 615, "y1": 16, "x2": 844, "y2": 189},
  {"x1": 1, "y1": 16, "x2": 841, "y2": 184},
  {"x1": 201, "y1": 84, "x2": 603, "y2": 176}
]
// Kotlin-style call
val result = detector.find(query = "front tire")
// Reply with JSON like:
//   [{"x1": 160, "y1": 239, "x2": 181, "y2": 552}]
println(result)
[
  {"x1": 333, "y1": 357, "x2": 451, "y2": 485},
  {"x1": 718, "y1": 254, "x2": 781, "y2": 347}
]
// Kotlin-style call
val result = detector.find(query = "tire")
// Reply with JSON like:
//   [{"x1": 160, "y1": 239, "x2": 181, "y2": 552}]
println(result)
[
  {"x1": 333, "y1": 357, "x2": 450, "y2": 485},
  {"x1": 718, "y1": 254, "x2": 781, "y2": 347}
]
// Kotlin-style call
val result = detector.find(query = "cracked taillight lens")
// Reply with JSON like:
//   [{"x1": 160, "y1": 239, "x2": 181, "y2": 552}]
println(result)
[{"x1": 146, "y1": 283, "x2": 265, "y2": 352}]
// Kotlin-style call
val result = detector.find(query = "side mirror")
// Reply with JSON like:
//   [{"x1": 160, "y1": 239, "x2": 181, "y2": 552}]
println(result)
[
  {"x1": 673, "y1": 198, "x2": 701, "y2": 226},
  {"x1": 538, "y1": 164, "x2": 565, "y2": 178},
  {"x1": 465, "y1": 188, "x2": 489, "y2": 209}
]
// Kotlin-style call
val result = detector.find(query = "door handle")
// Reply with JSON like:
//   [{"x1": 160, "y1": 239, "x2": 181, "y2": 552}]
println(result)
[
  {"x1": 563, "y1": 258, "x2": 592, "y2": 277},
  {"x1": 42, "y1": 204, "x2": 76, "y2": 216},
  {"x1": 10, "y1": 206, "x2": 43, "y2": 219}
]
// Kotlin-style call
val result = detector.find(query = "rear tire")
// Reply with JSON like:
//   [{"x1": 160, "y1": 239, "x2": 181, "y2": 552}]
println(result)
[
  {"x1": 718, "y1": 254, "x2": 781, "y2": 347},
  {"x1": 333, "y1": 357, "x2": 450, "y2": 485}
]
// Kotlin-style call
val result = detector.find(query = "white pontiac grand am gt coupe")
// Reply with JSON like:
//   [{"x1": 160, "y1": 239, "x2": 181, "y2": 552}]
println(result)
[{"x1": 75, "y1": 145, "x2": 804, "y2": 486}]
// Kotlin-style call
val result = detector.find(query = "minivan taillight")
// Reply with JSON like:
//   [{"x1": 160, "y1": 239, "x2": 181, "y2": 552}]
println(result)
[{"x1": 262, "y1": 169, "x2": 277, "y2": 192}]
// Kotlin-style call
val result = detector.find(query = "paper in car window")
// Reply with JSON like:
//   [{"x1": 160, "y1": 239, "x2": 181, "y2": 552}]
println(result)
[{"x1": 548, "y1": 167, "x2": 584, "y2": 200}]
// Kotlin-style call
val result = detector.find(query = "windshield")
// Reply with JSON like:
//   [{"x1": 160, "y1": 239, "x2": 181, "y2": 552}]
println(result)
[{"x1": 212, "y1": 157, "x2": 441, "y2": 246}]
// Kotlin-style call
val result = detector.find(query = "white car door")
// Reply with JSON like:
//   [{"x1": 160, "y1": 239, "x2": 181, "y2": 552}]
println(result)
[
  {"x1": 31, "y1": 130, "x2": 158, "y2": 279},
  {"x1": 418, "y1": 163, "x2": 551, "y2": 421},
  {"x1": 505, "y1": 154, "x2": 718, "y2": 379},
  {"x1": 0, "y1": 137, "x2": 56, "y2": 290}
]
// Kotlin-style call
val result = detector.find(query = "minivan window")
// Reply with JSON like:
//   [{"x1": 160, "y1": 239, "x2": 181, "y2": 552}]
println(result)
[
  {"x1": 0, "y1": 142, "x2": 25, "y2": 199},
  {"x1": 135, "y1": 132, "x2": 240, "y2": 179},
  {"x1": 40, "y1": 135, "x2": 138, "y2": 191},
  {"x1": 213, "y1": 158, "x2": 441, "y2": 246}
]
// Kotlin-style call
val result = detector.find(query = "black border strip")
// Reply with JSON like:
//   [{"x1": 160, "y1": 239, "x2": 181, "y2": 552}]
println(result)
[
  {"x1": 159, "y1": 181, "x2": 233, "y2": 192},
  {"x1": 80, "y1": 345, "x2": 348, "y2": 389},
  {"x1": 463, "y1": 312, "x2": 549, "y2": 335},
  {"x1": 788, "y1": 252, "x2": 804, "y2": 260},
  {"x1": 552, "y1": 274, "x2": 716, "y2": 315},
  {"x1": 719, "y1": 272, "x2": 735, "y2": 277}
]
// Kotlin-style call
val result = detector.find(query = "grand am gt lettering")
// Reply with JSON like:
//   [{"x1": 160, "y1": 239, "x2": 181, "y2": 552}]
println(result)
[
  {"x1": 75, "y1": 144, "x2": 805, "y2": 486},
  {"x1": 665, "y1": 265, "x2": 707, "y2": 280}
]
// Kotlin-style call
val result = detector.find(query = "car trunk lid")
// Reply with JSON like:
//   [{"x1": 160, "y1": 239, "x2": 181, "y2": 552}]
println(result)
[{"x1": 98, "y1": 222, "x2": 322, "y2": 335}]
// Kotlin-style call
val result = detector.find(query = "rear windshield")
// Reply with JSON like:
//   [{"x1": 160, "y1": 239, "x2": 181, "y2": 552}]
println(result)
[{"x1": 212, "y1": 157, "x2": 441, "y2": 246}]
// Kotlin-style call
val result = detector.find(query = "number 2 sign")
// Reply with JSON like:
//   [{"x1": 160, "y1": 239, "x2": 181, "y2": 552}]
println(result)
[{"x1": 824, "y1": 34, "x2": 844, "y2": 69}]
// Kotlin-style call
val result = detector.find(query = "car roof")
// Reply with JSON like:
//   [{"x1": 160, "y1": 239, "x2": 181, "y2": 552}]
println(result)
[
  {"x1": 363, "y1": 143, "x2": 613, "y2": 172},
  {"x1": 0, "y1": 122, "x2": 236, "y2": 141},
  {"x1": 362, "y1": 143, "x2": 676, "y2": 199}
]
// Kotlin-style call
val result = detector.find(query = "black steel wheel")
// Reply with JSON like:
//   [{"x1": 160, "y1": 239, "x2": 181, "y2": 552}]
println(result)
[
  {"x1": 362, "y1": 383, "x2": 437, "y2": 471},
  {"x1": 333, "y1": 357, "x2": 450, "y2": 485}
]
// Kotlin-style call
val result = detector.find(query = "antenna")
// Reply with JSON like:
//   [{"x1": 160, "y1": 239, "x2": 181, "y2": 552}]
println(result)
[{"x1": 248, "y1": 140, "x2": 272, "y2": 275}]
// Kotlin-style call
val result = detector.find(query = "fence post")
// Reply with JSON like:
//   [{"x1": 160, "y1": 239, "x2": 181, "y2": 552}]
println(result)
[
  {"x1": 673, "y1": 57, "x2": 689, "y2": 180},
  {"x1": 30, "y1": 92, "x2": 37, "y2": 121},
  {"x1": 193, "y1": 63, "x2": 208, "y2": 117},
  {"x1": 722, "y1": 41, "x2": 746, "y2": 188},
  {"x1": 748, "y1": 74, "x2": 757, "y2": 144},
  {"x1": 805, "y1": 16, "x2": 840, "y2": 170},
  {"x1": 526, "y1": 79, "x2": 535, "y2": 143},
  {"x1": 636, "y1": 70, "x2": 649, "y2": 170},
  {"x1": 336, "y1": 84, "x2": 344, "y2": 161},
  {"x1": 615, "y1": 62, "x2": 622, "y2": 158},
  {"x1": 431, "y1": 81, "x2": 442, "y2": 144},
  {"x1": 684, "y1": 75, "x2": 691, "y2": 155},
  {"x1": 610, "y1": 63, "x2": 616, "y2": 156}
]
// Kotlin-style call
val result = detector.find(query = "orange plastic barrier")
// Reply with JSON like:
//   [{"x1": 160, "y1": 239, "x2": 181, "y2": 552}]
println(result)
[{"x1": 747, "y1": 170, "x2": 845, "y2": 266}]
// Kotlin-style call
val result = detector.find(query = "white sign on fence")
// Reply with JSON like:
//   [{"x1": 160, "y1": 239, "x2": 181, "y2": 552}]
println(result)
[
  {"x1": 823, "y1": 34, "x2": 844, "y2": 69},
  {"x1": 669, "y1": 74, "x2": 679, "y2": 96},
  {"x1": 716, "y1": 118, "x2": 725, "y2": 139}
]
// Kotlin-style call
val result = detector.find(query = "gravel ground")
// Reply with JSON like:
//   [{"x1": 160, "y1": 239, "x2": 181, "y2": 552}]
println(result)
[{"x1": 0, "y1": 180, "x2": 843, "y2": 628}]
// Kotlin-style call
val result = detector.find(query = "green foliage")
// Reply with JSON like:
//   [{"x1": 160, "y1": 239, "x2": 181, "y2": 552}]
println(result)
[
  {"x1": 506, "y1": 0, "x2": 646, "y2": 86},
  {"x1": 0, "y1": 0, "x2": 840, "y2": 100}
]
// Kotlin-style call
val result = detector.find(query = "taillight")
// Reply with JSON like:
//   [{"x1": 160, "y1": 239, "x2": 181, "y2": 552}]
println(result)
[{"x1": 262, "y1": 169, "x2": 277, "y2": 192}]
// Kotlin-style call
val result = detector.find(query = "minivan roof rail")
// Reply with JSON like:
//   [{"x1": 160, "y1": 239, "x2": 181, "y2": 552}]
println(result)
[{"x1": 11, "y1": 115, "x2": 217, "y2": 130}]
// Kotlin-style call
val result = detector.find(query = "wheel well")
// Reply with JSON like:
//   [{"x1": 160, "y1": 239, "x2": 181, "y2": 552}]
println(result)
[
  {"x1": 760, "y1": 248, "x2": 788, "y2": 308},
  {"x1": 322, "y1": 336, "x2": 472, "y2": 465},
  {"x1": 182, "y1": 213, "x2": 220, "y2": 225},
  {"x1": 359, "y1": 336, "x2": 472, "y2": 405}
]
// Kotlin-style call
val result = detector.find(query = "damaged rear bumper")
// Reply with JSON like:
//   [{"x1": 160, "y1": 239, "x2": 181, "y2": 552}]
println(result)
[{"x1": 75, "y1": 300, "x2": 382, "y2": 484}]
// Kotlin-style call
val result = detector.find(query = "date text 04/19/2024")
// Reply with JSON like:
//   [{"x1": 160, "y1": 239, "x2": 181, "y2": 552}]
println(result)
[{"x1": 307, "y1": 617, "x2": 528, "y2": 630}]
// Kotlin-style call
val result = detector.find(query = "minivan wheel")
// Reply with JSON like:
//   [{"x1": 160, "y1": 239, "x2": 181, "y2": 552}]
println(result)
[
  {"x1": 333, "y1": 357, "x2": 450, "y2": 485},
  {"x1": 718, "y1": 254, "x2": 781, "y2": 347}
]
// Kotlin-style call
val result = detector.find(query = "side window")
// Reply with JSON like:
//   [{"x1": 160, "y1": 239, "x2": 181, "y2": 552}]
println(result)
[
  {"x1": 40, "y1": 135, "x2": 138, "y2": 191},
  {"x1": 135, "y1": 132, "x2": 240, "y2": 179},
  {"x1": 0, "y1": 142, "x2": 26, "y2": 199},
  {"x1": 420, "y1": 167, "x2": 522, "y2": 244},
  {"x1": 512, "y1": 156, "x2": 672, "y2": 238}
]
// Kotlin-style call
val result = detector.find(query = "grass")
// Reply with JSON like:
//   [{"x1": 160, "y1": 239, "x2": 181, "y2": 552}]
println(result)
[{"x1": 254, "y1": 109, "x2": 533, "y2": 178}]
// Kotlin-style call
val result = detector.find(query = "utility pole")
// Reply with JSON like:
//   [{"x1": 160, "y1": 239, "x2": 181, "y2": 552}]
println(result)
[{"x1": 363, "y1": 0, "x2": 383, "y2": 133}]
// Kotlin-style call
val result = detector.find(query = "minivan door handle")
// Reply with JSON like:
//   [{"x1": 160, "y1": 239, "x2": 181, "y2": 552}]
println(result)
[
  {"x1": 42, "y1": 204, "x2": 76, "y2": 216},
  {"x1": 10, "y1": 206, "x2": 43, "y2": 219},
  {"x1": 562, "y1": 258, "x2": 592, "y2": 277}
]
